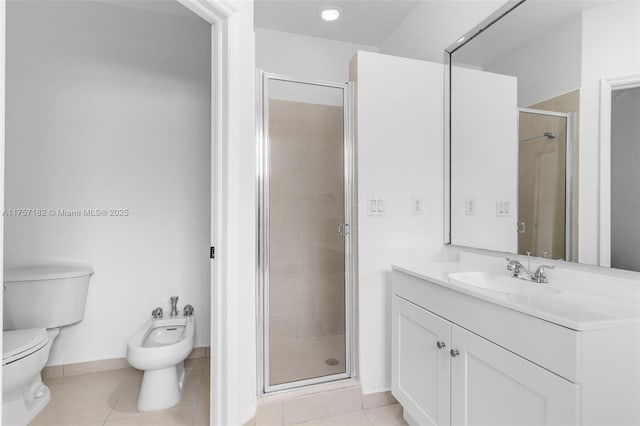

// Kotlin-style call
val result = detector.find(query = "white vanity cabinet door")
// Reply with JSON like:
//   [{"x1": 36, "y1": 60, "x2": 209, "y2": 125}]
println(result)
[
  {"x1": 450, "y1": 325, "x2": 579, "y2": 426},
  {"x1": 392, "y1": 295, "x2": 451, "y2": 426}
]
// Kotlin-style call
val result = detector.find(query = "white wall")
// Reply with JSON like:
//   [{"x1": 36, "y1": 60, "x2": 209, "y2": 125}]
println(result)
[
  {"x1": 450, "y1": 67, "x2": 518, "y2": 253},
  {"x1": 5, "y1": 1, "x2": 211, "y2": 365},
  {"x1": 225, "y1": 1, "x2": 258, "y2": 423},
  {"x1": 256, "y1": 27, "x2": 378, "y2": 82},
  {"x1": 579, "y1": 2, "x2": 640, "y2": 265},
  {"x1": 380, "y1": 0, "x2": 504, "y2": 63},
  {"x1": 353, "y1": 51, "x2": 447, "y2": 394},
  {"x1": 485, "y1": 15, "x2": 582, "y2": 107}
]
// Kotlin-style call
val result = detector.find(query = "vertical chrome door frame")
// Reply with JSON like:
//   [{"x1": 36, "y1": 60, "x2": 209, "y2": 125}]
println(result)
[
  {"x1": 517, "y1": 107, "x2": 574, "y2": 261},
  {"x1": 257, "y1": 70, "x2": 356, "y2": 394}
]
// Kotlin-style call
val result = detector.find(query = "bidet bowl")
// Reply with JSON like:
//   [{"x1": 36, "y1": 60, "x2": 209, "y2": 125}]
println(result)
[{"x1": 127, "y1": 316, "x2": 195, "y2": 371}]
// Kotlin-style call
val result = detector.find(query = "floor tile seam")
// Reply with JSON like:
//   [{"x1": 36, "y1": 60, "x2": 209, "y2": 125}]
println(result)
[
  {"x1": 284, "y1": 409, "x2": 371, "y2": 426},
  {"x1": 45, "y1": 374, "x2": 142, "y2": 389},
  {"x1": 106, "y1": 401, "x2": 203, "y2": 421}
]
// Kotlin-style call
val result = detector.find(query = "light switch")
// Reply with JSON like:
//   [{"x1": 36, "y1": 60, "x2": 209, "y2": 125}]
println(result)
[
  {"x1": 496, "y1": 200, "x2": 511, "y2": 217},
  {"x1": 368, "y1": 197, "x2": 384, "y2": 216}
]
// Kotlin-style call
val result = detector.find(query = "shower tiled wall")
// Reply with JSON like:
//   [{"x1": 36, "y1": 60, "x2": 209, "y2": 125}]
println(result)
[
  {"x1": 268, "y1": 99, "x2": 346, "y2": 345},
  {"x1": 529, "y1": 89, "x2": 580, "y2": 262}
]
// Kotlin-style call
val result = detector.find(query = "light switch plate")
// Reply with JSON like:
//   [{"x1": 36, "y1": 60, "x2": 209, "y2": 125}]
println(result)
[
  {"x1": 496, "y1": 199, "x2": 511, "y2": 217},
  {"x1": 368, "y1": 197, "x2": 384, "y2": 216}
]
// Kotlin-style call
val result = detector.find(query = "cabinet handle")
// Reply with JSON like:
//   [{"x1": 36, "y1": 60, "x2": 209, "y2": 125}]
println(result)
[
  {"x1": 436, "y1": 341, "x2": 446, "y2": 349},
  {"x1": 450, "y1": 349, "x2": 460, "y2": 357}
]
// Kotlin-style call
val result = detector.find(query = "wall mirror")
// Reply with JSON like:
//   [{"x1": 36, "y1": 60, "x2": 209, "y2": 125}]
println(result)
[{"x1": 445, "y1": 0, "x2": 640, "y2": 272}]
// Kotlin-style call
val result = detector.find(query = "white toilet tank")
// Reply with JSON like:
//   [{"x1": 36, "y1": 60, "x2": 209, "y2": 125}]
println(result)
[{"x1": 3, "y1": 265, "x2": 93, "y2": 330}]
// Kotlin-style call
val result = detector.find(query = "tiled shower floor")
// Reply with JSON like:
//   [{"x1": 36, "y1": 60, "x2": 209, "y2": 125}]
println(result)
[{"x1": 269, "y1": 335, "x2": 345, "y2": 385}]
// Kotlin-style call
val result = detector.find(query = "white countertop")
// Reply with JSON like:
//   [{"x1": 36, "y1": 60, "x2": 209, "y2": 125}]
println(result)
[{"x1": 392, "y1": 260, "x2": 640, "y2": 331}]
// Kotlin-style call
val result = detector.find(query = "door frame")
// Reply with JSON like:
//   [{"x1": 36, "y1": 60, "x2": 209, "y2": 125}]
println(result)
[
  {"x1": 517, "y1": 107, "x2": 575, "y2": 261},
  {"x1": 256, "y1": 70, "x2": 356, "y2": 394},
  {"x1": 598, "y1": 75, "x2": 640, "y2": 267}
]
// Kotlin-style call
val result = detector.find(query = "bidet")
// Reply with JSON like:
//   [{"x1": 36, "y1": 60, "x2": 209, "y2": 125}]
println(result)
[{"x1": 126, "y1": 303, "x2": 195, "y2": 411}]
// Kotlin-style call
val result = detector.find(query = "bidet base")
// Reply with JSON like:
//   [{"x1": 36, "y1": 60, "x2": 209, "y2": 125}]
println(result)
[{"x1": 136, "y1": 361, "x2": 186, "y2": 412}]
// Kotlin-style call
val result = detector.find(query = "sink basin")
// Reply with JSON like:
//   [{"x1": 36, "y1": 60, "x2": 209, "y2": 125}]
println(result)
[{"x1": 447, "y1": 271, "x2": 562, "y2": 296}]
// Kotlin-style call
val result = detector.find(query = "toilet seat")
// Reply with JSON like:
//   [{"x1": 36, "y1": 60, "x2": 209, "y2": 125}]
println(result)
[{"x1": 2, "y1": 328, "x2": 48, "y2": 366}]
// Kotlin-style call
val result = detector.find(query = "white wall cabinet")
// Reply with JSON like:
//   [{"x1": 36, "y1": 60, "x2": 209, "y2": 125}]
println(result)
[{"x1": 393, "y1": 295, "x2": 579, "y2": 426}]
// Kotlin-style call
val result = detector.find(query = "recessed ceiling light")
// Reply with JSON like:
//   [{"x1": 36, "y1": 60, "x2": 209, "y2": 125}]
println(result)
[{"x1": 320, "y1": 5, "x2": 342, "y2": 22}]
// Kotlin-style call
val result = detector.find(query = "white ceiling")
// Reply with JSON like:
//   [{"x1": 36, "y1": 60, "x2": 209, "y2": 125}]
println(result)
[
  {"x1": 453, "y1": 0, "x2": 619, "y2": 67},
  {"x1": 254, "y1": 0, "x2": 420, "y2": 46}
]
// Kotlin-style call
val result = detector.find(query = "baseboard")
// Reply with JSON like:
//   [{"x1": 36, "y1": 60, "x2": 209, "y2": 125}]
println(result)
[{"x1": 42, "y1": 346, "x2": 210, "y2": 378}]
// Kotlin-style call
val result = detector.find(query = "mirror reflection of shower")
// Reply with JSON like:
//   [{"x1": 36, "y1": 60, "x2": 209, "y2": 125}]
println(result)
[
  {"x1": 519, "y1": 131, "x2": 557, "y2": 143},
  {"x1": 517, "y1": 109, "x2": 573, "y2": 260}
]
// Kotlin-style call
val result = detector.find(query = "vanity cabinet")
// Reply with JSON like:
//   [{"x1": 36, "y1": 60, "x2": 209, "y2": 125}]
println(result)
[
  {"x1": 392, "y1": 266, "x2": 640, "y2": 426},
  {"x1": 392, "y1": 295, "x2": 579, "y2": 426}
]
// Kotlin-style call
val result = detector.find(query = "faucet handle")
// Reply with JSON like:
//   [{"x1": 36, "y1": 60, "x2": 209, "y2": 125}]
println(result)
[
  {"x1": 151, "y1": 307, "x2": 163, "y2": 319},
  {"x1": 183, "y1": 305, "x2": 194, "y2": 316},
  {"x1": 506, "y1": 258, "x2": 523, "y2": 277},
  {"x1": 532, "y1": 264, "x2": 554, "y2": 283},
  {"x1": 535, "y1": 264, "x2": 555, "y2": 273}
]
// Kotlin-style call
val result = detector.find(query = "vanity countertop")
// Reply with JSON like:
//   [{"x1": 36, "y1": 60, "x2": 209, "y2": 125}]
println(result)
[{"x1": 392, "y1": 260, "x2": 640, "y2": 332}]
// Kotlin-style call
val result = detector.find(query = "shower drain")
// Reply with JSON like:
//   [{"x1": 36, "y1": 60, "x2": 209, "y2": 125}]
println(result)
[{"x1": 325, "y1": 358, "x2": 340, "y2": 366}]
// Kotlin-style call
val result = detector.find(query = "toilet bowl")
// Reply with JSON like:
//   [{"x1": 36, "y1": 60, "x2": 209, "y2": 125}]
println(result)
[
  {"x1": 2, "y1": 328, "x2": 59, "y2": 425},
  {"x1": 2, "y1": 264, "x2": 93, "y2": 426},
  {"x1": 127, "y1": 315, "x2": 195, "y2": 412}
]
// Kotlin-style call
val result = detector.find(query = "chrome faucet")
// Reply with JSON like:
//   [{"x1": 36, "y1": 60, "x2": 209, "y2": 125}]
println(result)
[
  {"x1": 170, "y1": 296, "x2": 179, "y2": 317},
  {"x1": 532, "y1": 265, "x2": 554, "y2": 284},
  {"x1": 506, "y1": 258, "x2": 528, "y2": 278},
  {"x1": 507, "y1": 258, "x2": 555, "y2": 284},
  {"x1": 151, "y1": 307, "x2": 163, "y2": 319}
]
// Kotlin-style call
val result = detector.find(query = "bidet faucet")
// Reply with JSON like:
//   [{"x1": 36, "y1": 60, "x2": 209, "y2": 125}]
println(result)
[{"x1": 170, "y1": 296, "x2": 179, "y2": 317}]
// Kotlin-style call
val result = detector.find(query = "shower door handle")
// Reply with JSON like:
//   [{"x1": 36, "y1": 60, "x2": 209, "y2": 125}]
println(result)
[
  {"x1": 338, "y1": 223, "x2": 350, "y2": 237},
  {"x1": 518, "y1": 221, "x2": 526, "y2": 234}
]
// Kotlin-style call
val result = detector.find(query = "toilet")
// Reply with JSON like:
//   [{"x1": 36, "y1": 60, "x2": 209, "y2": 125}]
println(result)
[
  {"x1": 126, "y1": 309, "x2": 195, "y2": 412},
  {"x1": 2, "y1": 264, "x2": 93, "y2": 426}
]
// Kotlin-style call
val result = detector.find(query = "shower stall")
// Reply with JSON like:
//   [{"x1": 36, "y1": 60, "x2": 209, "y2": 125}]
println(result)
[
  {"x1": 257, "y1": 71, "x2": 355, "y2": 393},
  {"x1": 517, "y1": 108, "x2": 574, "y2": 260}
]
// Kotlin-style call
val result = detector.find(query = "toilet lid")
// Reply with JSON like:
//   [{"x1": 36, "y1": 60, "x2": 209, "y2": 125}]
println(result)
[{"x1": 2, "y1": 328, "x2": 48, "y2": 365}]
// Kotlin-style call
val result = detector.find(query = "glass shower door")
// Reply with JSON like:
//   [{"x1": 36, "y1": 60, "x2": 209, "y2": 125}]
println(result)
[{"x1": 258, "y1": 73, "x2": 353, "y2": 392}]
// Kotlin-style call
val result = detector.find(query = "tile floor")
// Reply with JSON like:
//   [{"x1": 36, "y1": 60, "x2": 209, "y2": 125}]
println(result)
[
  {"x1": 252, "y1": 402, "x2": 407, "y2": 426},
  {"x1": 30, "y1": 358, "x2": 209, "y2": 426},
  {"x1": 29, "y1": 357, "x2": 406, "y2": 426}
]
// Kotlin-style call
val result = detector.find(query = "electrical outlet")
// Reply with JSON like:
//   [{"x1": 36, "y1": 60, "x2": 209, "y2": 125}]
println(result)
[
  {"x1": 465, "y1": 197, "x2": 476, "y2": 216},
  {"x1": 412, "y1": 196, "x2": 423, "y2": 215}
]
